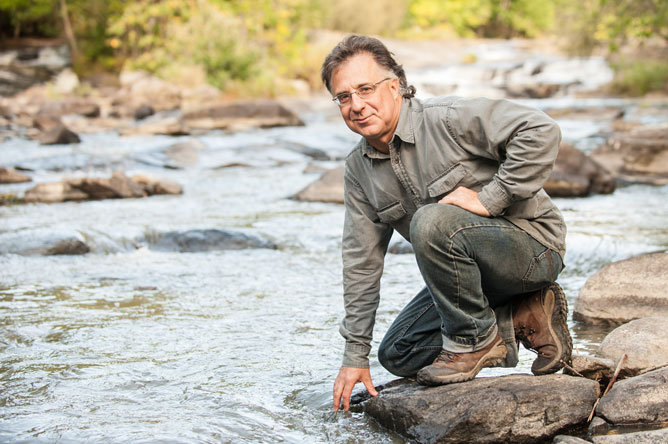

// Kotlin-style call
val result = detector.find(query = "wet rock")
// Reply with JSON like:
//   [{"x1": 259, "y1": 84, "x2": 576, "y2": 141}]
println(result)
[
  {"x1": 0, "y1": 44, "x2": 71, "y2": 96},
  {"x1": 594, "y1": 367, "x2": 668, "y2": 429},
  {"x1": 0, "y1": 230, "x2": 89, "y2": 256},
  {"x1": 545, "y1": 107, "x2": 624, "y2": 121},
  {"x1": 182, "y1": 99, "x2": 304, "y2": 130},
  {"x1": 22, "y1": 172, "x2": 182, "y2": 203},
  {"x1": 565, "y1": 354, "x2": 615, "y2": 384},
  {"x1": 545, "y1": 143, "x2": 615, "y2": 197},
  {"x1": 33, "y1": 114, "x2": 63, "y2": 132},
  {"x1": 591, "y1": 428, "x2": 668, "y2": 443},
  {"x1": 590, "y1": 125, "x2": 668, "y2": 185},
  {"x1": 38, "y1": 124, "x2": 81, "y2": 145},
  {"x1": 292, "y1": 166, "x2": 344, "y2": 204},
  {"x1": 574, "y1": 252, "x2": 668, "y2": 325},
  {"x1": 360, "y1": 374, "x2": 599, "y2": 444},
  {"x1": 0, "y1": 167, "x2": 31, "y2": 184},
  {"x1": 595, "y1": 317, "x2": 668, "y2": 378},
  {"x1": 388, "y1": 239, "x2": 414, "y2": 254},
  {"x1": 38, "y1": 98, "x2": 100, "y2": 118},
  {"x1": 143, "y1": 229, "x2": 276, "y2": 252},
  {"x1": 133, "y1": 104, "x2": 154, "y2": 120}
]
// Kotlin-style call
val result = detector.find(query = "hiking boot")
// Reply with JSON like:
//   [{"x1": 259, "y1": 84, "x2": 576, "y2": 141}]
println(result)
[
  {"x1": 513, "y1": 282, "x2": 572, "y2": 375},
  {"x1": 416, "y1": 334, "x2": 507, "y2": 386}
]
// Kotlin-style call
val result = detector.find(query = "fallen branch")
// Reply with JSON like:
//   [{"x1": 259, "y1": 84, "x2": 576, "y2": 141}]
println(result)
[{"x1": 588, "y1": 353, "x2": 627, "y2": 422}]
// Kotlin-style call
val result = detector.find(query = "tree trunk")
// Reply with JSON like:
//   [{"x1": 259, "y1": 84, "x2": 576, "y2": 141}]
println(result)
[{"x1": 59, "y1": 0, "x2": 79, "y2": 57}]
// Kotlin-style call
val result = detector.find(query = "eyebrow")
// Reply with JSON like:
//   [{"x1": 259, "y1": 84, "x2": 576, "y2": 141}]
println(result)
[{"x1": 333, "y1": 81, "x2": 375, "y2": 96}]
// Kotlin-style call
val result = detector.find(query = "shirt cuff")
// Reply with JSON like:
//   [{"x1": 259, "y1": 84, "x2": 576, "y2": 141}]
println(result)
[
  {"x1": 342, "y1": 342, "x2": 371, "y2": 368},
  {"x1": 478, "y1": 179, "x2": 513, "y2": 216}
]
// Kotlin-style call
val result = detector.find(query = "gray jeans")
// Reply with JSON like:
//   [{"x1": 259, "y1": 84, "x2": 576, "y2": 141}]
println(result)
[{"x1": 378, "y1": 203, "x2": 562, "y2": 377}]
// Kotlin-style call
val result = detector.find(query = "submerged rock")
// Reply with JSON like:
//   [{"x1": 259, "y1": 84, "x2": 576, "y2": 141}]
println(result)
[
  {"x1": 595, "y1": 317, "x2": 668, "y2": 378},
  {"x1": 38, "y1": 124, "x2": 81, "y2": 145},
  {"x1": 593, "y1": 367, "x2": 668, "y2": 431},
  {"x1": 591, "y1": 125, "x2": 668, "y2": 186},
  {"x1": 0, "y1": 229, "x2": 89, "y2": 256},
  {"x1": 360, "y1": 374, "x2": 599, "y2": 444},
  {"x1": 574, "y1": 252, "x2": 668, "y2": 324},
  {"x1": 590, "y1": 427, "x2": 668, "y2": 443},
  {"x1": 292, "y1": 166, "x2": 344, "y2": 204},
  {"x1": 544, "y1": 143, "x2": 615, "y2": 197},
  {"x1": 0, "y1": 167, "x2": 31, "y2": 184},
  {"x1": 143, "y1": 229, "x2": 276, "y2": 252}
]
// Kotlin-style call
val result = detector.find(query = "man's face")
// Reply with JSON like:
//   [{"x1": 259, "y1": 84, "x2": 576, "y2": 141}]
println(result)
[{"x1": 330, "y1": 52, "x2": 402, "y2": 150}]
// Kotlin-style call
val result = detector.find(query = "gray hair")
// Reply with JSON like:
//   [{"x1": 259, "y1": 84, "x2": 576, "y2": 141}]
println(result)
[{"x1": 321, "y1": 35, "x2": 416, "y2": 99}]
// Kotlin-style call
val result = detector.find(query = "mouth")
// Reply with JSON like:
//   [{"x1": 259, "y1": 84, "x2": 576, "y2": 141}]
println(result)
[{"x1": 353, "y1": 115, "x2": 372, "y2": 124}]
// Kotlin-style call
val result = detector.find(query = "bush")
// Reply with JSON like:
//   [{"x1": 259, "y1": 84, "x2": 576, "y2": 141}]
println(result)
[{"x1": 610, "y1": 59, "x2": 668, "y2": 96}]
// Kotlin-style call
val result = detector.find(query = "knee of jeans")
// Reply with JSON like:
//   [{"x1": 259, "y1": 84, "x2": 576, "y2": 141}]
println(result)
[
  {"x1": 410, "y1": 204, "x2": 440, "y2": 250},
  {"x1": 377, "y1": 343, "x2": 413, "y2": 377},
  {"x1": 410, "y1": 204, "x2": 469, "y2": 251}
]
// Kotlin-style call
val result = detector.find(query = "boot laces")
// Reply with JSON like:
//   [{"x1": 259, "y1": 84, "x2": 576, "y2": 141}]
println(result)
[{"x1": 434, "y1": 349, "x2": 460, "y2": 364}]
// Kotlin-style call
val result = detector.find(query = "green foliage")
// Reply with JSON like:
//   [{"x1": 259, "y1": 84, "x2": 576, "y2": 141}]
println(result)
[
  {"x1": 0, "y1": 0, "x2": 57, "y2": 38},
  {"x1": 610, "y1": 59, "x2": 668, "y2": 96}
]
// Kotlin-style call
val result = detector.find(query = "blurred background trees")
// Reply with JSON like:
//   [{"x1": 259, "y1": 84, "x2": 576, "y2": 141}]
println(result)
[{"x1": 0, "y1": 0, "x2": 666, "y2": 97}]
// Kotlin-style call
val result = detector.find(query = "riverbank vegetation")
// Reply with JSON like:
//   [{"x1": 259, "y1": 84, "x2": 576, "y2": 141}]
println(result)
[{"x1": 0, "y1": 0, "x2": 666, "y2": 97}]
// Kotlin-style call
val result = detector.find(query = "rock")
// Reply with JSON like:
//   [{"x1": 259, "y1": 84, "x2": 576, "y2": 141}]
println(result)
[
  {"x1": 0, "y1": 44, "x2": 71, "y2": 96},
  {"x1": 38, "y1": 124, "x2": 81, "y2": 145},
  {"x1": 388, "y1": 239, "x2": 414, "y2": 254},
  {"x1": 553, "y1": 436, "x2": 592, "y2": 444},
  {"x1": 594, "y1": 367, "x2": 668, "y2": 428},
  {"x1": 574, "y1": 253, "x2": 668, "y2": 325},
  {"x1": 52, "y1": 68, "x2": 79, "y2": 94},
  {"x1": 120, "y1": 116, "x2": 189, "y2": 136},
  {"x1": 182, "y1": 99, "x2": 304, "y2": 130},
  {"x1": 163, "y1": 139, "x2": 205, "y2": 166},
  {"x1": 507, "y1": 82, "x2": 564, "y2": 99},
  {"x1": 22, "y1": 172, "x2": 182, "y2": 203},
  {"x1": 121, "y1": 70, "x2": 181, "y2": 111},
  {"x1": 545, "y1": 107, "x2": 624, "y2": 121},
  {"x1": 143, "y1": 229, "x2": 276, "y2": 252},
  {"x1": 590, "y1": 428, "x2": 668, "y2": 444},
  {"x1": 38, "y1": 98, "x2": 100, "y2": 118},
  {"x1": 292, "y1": 166, "x2": 344, "y2": 204},
  {"x1": 590, "y1": 125, "x2": 668, "y2": 185},
  {"x1": 544, "y1": 143, "x2": 615, "y2": 197},
  {"x1": 0, "y1": 229, "x2": 89, "y2": 256},
  {"x1": 33, "y1": 114, "x2": 63, "y2": 132},
  {"x1": 133, "y1": 104, "x2": 154, "y2": 120},
  {"x1": 595, "y1": 317, "x2": 668, "y2": 378},
  {"x1": 0, "y1": 167, "x2": 31, "y2": 184},
  {"x1": 565, "y1": 354, "x2": 615, "y2": 384},
  {"x1": 360, "y1": 374, "x2": 599, "y2": 444}
]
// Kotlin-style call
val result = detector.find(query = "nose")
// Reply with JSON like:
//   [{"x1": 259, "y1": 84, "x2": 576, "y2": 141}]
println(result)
[{"x1": 349, "y1": 92, "x2": 365, "y2": 112}]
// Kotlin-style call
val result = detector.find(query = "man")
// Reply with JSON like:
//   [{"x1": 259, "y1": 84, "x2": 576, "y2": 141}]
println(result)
[{"x1": 322, "y1": 35, "x2": 572, "y2": 412}]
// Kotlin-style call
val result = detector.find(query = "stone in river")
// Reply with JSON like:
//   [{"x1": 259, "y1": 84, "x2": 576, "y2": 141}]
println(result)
[
  {"x1": 359, "y1": 374, "x2": 599, "y2": 444},
  {"x1": 0, "y1": 167, "x2": 31, "y2": 184},
  {"x1": 292, "y1": 166, "x2": 344, "y2": 204},
  {"x1": 595, "y1": 317, "x2": 668, "y2": 378},
  {"x1": 574, "y1": 252, "x2": 668, "y2": 325},
  {"x1": 565, "y1": 354, "x2": 616, "y2": 384},
  {"x1": 590, "y1": 427, "x2": 668, "y2": 443},
  {"x1": 38, "y1": 124, "x2": 81, "y2": 145},
  {"x1": 143, "y1": 229, "x2": 276, "y2": 252},
  {"x1": 544, "y1": 142, "x2": 615, "y2": 197},
  {"x1": 0, "y1": 229, "x2": 90, "y2": 256},
  {"x1": 593, "y1": 367, "x2": 668, "y2": 432},
  {"x1": 182, "y1": 99, "x2": 304, "y2": 130}
]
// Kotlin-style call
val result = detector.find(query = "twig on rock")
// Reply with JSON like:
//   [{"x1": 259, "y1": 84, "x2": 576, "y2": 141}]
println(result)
[
  {"x1": 560, "y1": 359, "x2": 586, "y2": 378},
  {"x1": 588, "y1": 354, "x2": 627, "y2": 422}
]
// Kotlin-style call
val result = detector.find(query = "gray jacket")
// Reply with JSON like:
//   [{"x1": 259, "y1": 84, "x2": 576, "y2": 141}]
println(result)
[{"x1": 341, "y1": 96, "x2": 566, "y2": 368}]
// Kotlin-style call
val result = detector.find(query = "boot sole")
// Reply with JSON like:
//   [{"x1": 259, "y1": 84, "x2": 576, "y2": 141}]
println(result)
[
  {"x1": 416, "y1": 340, "x2": 507, "y2": 386},
  {"x1": 530, "y1": 283, "x2": 572, "y2": 375}
]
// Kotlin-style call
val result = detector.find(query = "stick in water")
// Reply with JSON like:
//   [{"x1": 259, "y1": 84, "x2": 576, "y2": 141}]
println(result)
[{"x1": 588, "y1": 353, "x2": 627, "y2": 422}]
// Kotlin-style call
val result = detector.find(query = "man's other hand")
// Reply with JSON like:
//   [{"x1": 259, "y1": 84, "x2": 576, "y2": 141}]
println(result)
[
  {"x1": 332, "y1": 366, "x2": 378, "y2": 412},
  {"x1": 439, "y1": 186, "x2": 491, "y2": 217}
]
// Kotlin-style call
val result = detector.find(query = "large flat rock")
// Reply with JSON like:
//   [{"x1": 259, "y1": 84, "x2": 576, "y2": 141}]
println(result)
[{"x1": 360, "y1": 374, "x2": 599, "y2": 444}]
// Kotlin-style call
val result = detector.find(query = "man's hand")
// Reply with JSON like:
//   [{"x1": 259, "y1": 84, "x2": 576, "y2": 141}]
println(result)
[
  {"x1": 332, "y1": 366, "x2": 378, "y2": 412},
  {"x1": 439, "y1": 186, "x2": 491, "y2": 217}
]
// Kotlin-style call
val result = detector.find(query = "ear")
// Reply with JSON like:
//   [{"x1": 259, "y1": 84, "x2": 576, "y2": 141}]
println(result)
[{"x1": 390, "y1": 78, "x2": 401, "y2": 99}]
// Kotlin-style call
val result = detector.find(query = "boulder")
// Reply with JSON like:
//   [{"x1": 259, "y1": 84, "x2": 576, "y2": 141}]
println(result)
[
  {"x1": 593, "y1": 367, "x2": 668, "y2": 430},
  {"x1": 574, "y1": 253, "x2": 668, "y2": 324},
  {"x1": 120, "y1": 116, "x2": 189, "y2": 136},
  {"x1": 292, "y1": 166, "x2": 344, "y2": 204},
  {"x1": 182, "y1": 99, "x2": 304, "y2": 130},
  {"x1": 553, "y1": 436, "x2": 591, "y2": 444},
  {"x1": 120, "y1": 70, "x2": 181, "y2": 112},
  {"x1": 388, "y1": 239, "x2": 414, "y2": 254},
  {"x1": 544, "y1": 143, "x2": 615, "y2": 197},
  {"x1": 590, "y1": 125, "x2": 668, "y2": 185},
  {"x1": 22, "y1": 172, "x2": 182, "y2": 203},
  {"x1": 360, "y1": 374, "x2": 599, "y2": 444},
  {"x1": 595, "y1": 317, "x2": 668, "y2": 378},
  {"x1": 142, "y1": 229, "x2": 276, "y2": 252},
  {"x1": 0, "y1": 167, "x2": 31, "y2": 184},
  {"x1": 0, "y1": 229, "x2": 89, "y2": 256},
  {"x1": 38, "y1": 124, "x2": 81, "y2": 145},
  {"x1": 38, "y1": 98, "x2": 100, "y2": 118}
]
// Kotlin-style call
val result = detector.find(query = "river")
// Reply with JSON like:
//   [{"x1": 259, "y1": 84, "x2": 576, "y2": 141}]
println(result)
[{"x1": 2, "y1": 57, "x2": 668, "y2": 442}]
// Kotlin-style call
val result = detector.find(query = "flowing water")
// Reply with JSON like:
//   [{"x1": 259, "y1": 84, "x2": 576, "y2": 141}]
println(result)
[{"x1": 2, "y1": 81, "x2": 668, "y2": 442}]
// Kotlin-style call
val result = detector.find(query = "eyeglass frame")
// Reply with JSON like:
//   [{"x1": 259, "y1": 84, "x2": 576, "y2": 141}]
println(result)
[{"x1": 332, "y1": 77, "x2": 394, "y2": 107}]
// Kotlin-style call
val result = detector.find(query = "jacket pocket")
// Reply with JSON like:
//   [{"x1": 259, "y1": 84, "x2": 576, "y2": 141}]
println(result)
[
  {"x1": 427, "y1": 163, "x2": 467, "y2": 198},
  {"x1": 377, "y1": 201, "x2": 407, "y2": 223}
]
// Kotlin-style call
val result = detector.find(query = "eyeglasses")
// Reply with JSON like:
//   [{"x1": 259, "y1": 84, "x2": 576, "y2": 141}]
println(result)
[{"x1": 332, "y1": 78, "x2": 392, "y2": 106}]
